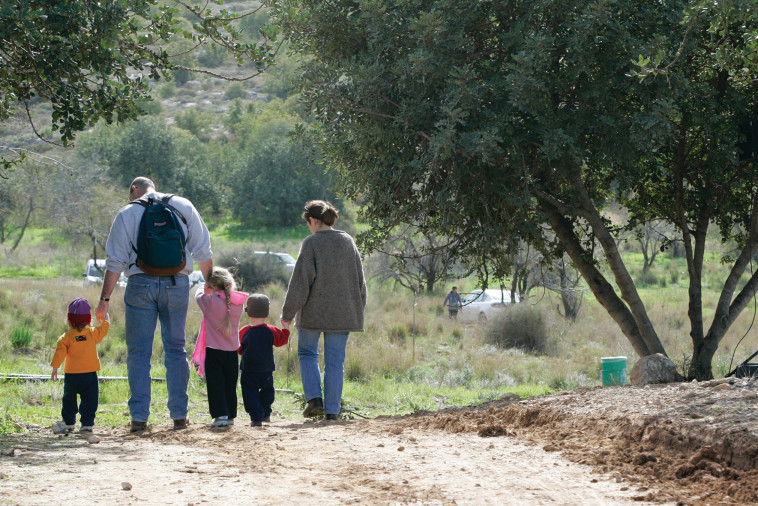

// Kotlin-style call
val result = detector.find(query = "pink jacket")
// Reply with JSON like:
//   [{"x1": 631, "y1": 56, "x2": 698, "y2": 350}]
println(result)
[{"x1": 191, "y1": 288, "x2": 247, "y2": 376}]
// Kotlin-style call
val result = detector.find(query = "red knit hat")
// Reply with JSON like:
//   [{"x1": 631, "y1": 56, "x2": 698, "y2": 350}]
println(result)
[{"x1": 67, "y1": 298, "x2": 91, "y2": 327}]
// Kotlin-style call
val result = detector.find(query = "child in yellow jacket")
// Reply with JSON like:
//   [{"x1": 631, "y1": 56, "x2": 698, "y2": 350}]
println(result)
[{"x1": 51, "y1": 298, "x2": 109, "y2": 434}]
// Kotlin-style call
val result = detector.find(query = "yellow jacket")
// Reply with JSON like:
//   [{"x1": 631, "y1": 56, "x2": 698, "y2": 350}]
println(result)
[{"x1": 50, "y1": 322, "x2": 109, "y2": 374}]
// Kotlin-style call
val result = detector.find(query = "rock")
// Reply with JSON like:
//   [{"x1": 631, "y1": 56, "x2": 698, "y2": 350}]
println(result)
[
  {"x1": 87, "y1": 435, "x2": 101, "y2": 444},
  {"x1": 630, "y1": 354, "x2": 678, "y2": 385},
  {"x1": 713, "y1": 383, "x2": 733, "y2": 391},
  {"x1": 122, "y1": 482, "x2": 132, "y2": 491}
]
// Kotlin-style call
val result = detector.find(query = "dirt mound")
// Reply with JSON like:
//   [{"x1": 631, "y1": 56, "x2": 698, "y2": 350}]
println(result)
[{"x1": 393, "y1": 377, "x2": 758, "y2": 504}]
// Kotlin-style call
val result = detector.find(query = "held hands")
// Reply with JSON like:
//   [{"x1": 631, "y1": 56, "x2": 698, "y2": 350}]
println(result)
[
  {"x1": 95, "y1": 300, "x2": 109, "y2": 323},
  {"x1": 281, "y1": 319, "x2": 290, "y2": 330},
  {"x1": 51, "y1": 368, "x2": 58, "y2": 381}
]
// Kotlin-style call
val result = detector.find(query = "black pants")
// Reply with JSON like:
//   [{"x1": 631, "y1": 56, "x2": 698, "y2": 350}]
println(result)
[
  {"x1": 62, "y1": 372, "x2": 99, "y2": 426},
  {"x1": 205, "y1": 348, "x2": 238, "y2": 419},
  {"x1": 241, "y1": 371, "x2": 275, "y2": 423}
]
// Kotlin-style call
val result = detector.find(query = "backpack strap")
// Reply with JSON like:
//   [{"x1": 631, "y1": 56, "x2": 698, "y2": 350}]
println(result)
[
  {"x1": 128, "y1": 197, "x2": 153, "y2": 257},
  {"x1": 160, "y1": 194, "x2": 188, "y2": 226}
]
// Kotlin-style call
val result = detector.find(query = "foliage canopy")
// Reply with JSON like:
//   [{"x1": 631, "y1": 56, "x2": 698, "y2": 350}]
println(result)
[{"x1": 269, "y1": 0, "x2": 758, "y2": 378}]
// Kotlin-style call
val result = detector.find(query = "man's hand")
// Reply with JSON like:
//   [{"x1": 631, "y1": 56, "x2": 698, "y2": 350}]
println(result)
[
  {"x1": 51, "y1": 368, "x2": 58, "y2": 381},
  {"x1": 95, "y1": 300, "x2": 109, "y2": 323}
]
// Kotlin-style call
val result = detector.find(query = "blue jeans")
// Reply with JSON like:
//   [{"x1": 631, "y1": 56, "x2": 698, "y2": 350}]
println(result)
[
  {"x1": 297, "y1": 330, "x2": 349, "y2": 415},
  {"x1": 124, "y1": 274, "x2": 190, "y2": 422}
]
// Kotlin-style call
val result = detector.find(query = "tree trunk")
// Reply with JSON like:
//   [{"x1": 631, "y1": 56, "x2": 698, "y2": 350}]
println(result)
[
  {"x1": 569, "y1": 175, "x2": 665, "y2": 356},
  {"x1": 545, "y1": 206, "x2": 652, "y2": 357},
  {"x1": 9, "y1": 197, "x2": 33, "y2": 253}
]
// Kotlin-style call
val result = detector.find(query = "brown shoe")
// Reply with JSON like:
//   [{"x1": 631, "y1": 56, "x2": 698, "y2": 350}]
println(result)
[
  {"x1": 173, "y1": 418, "x2": 189, "y2": 430},
  {"x1": 130, "y1": 421, "x2": 147, "y2": 433},
  {"x1": 302, "y1": 398, "x2": 324, "y2": 418}
]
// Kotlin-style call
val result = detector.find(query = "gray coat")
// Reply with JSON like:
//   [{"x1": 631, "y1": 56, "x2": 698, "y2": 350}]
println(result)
[{"x1": 281, "y1": 229, "x2": 367, "y2": 332}]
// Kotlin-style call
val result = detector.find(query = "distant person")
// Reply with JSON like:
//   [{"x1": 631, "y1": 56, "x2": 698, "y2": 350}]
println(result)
[
  {"x1": 281, "y1": 200, "x2": 367, "y2": 420},
  {"x1": 238, "y1": 294, "x2": 290, "y2": 427},
  {"x1": 51, "y1": 298, "x2": 109, "y2": 434},
  {"x1": 442, "y1": 286, "x2": 462, "y2": 320},
  {"x1": 95, "y1": 176, "x2": 213, "y2": 433},
  {"x1": 195, "y1": 267, "x2": 246, "y2": 428}
]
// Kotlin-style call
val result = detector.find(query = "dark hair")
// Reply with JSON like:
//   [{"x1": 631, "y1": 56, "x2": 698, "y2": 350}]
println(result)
[{"x1": 302, "y1": 200, "x2": 339, "y2": 226}]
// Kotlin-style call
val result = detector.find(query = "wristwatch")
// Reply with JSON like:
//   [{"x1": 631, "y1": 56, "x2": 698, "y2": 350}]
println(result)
[{"x1": 100, "y1": 296, "x2": 109, "y2": 302}]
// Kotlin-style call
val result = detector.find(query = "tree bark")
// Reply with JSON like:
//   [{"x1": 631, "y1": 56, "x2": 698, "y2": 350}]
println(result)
[
  {"x1": 544, "y1": 205, "x2": 652, "y2": 357},
  {"x1": 9, "y1": 197, "x2": 33, "y2": 253},
  {"x1": 569, "y1": 174, "x2": 666, "y2": 355}
]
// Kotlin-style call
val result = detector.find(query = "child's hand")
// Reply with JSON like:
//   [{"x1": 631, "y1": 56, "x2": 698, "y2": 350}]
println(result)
[
  {"x1": 51, "y1": 368, "x2": 58, "y2": 381},
  {"x1": 281, "y1": 319, "x2": 290, "y2": 330}
]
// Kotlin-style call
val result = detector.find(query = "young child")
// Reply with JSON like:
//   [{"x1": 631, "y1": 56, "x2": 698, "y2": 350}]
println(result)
[
  {"x1": 195, "y1": 267, "x2": 245, "y2": 428},
  {"x1": 238, "y1": 294, "x2": 290, "y2": 427},
  {"x1": 50, "y1": 298, "x2": 109, "y2": 434}
]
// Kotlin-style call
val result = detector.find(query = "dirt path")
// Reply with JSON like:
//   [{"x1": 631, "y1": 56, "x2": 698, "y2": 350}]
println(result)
[
  {"x1": 3, "y1": 377, "x2": 758, "y2": 505},
  {"x1": 1, "y1": 418, "x2": 656, "y2": 505}
]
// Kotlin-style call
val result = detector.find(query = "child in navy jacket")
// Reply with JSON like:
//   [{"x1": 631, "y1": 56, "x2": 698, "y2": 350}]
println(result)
[{"x1": 238, "y1": 294, "x2": 290, "y2": 426}]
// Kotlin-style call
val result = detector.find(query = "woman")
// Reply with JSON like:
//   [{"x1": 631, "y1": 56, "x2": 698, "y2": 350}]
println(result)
[{"x1": 281, "y1": 200, "x2": 367, "y2": 420}]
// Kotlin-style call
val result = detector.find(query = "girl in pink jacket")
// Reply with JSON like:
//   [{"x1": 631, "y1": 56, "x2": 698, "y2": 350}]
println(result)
[{"x1": 194, "y1": 267, "x2": 246, "y2": 427}]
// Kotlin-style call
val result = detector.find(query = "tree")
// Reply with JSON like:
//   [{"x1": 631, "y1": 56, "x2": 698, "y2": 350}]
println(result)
[
  {"x1": 269, "y1": 0, "x2": 758, "y2": 379},
  {"x1": 369, "y1": 225, "x2": 464, "y2": 293},
  {"x1": 227, "y1": 99, "x2": 337, "y2": 226},
  {"x1": 1, "y1": 0, "x2": 278, "y2": 169},
  {"x1": 78, "y1": 116, "x2": 214, "y2": 208}
]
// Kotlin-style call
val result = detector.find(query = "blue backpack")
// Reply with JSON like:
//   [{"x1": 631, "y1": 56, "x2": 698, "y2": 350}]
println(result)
[{"x1": 130, "y1": 195, "x2": 188, "y2": 276}]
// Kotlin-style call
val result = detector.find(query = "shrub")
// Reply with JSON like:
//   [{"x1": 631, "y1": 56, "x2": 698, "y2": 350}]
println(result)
[
  {"x1": 388, "y1": 325, "x2": 407, "y2": 343},
  {"x1": 224, "y1": 82, "x2": 248, "y2": 100},
  {"x1": 484, "y1": 304, "x2": 548, "y2": 354},
  {"x1": 10, "y1": 324, "x2": 33, "y2": 349},
  {"x1": 214, "y1": 247, "x2": 290, "y2": 291}
]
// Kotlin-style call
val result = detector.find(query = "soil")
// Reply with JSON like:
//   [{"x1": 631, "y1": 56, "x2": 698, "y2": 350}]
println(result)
[{"x1": 1, "y1": 377, "x2": 757, "y2": 505}]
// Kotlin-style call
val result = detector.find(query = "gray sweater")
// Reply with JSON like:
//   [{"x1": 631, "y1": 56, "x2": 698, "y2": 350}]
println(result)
[{"x1": 282, "y1": 229, "x2": 367, "y2": 332}]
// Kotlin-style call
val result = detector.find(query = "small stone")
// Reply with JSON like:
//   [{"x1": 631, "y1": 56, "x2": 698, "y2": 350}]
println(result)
[
  {"x1": 377, "y1": 443, "x2": 384, "y2": 447},
  {"x1": 87, "y1": 435, "x2": 101, "y2": 444},
  {"x1": 397, "y1": 446, "x2": 405, "y2": 451},
  {"x1": 122, "y1": 482, "x2": 132, "y2": 491},
  {"x1": 0, "y1": 473, "x2": 8, "y2": 479},
  {"x1": 178, "y1": 490, "x2": 183, "y2": 494}
]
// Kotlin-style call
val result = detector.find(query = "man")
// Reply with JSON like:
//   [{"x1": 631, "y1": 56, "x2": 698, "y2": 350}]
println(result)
[
  {"x1": 442, "y1": 286, "x2": 462, "y2": 320},
  {"x1": 95, "y1": 177, "x2": 213, "y2": 432}
]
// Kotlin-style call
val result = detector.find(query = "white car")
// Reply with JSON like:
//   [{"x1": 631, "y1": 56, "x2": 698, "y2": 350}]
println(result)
[
  {"x1": 188, "y1": 270, "x2": 205, "y2": 287},
  {"x1": 253, "y1": 251, "x2": 296, "y2": 273},
  {"x1": 83, "y1": 259, "x2": 127, "y2": 288},
  {"x1": 457, "y1": 288, "x2": 519, "y2": 323}
]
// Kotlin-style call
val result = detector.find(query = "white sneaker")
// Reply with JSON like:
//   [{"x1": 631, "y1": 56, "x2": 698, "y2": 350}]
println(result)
[
  {"x1": 52, "y1": 421, "x2": 75, "y2": 434},
  {"x1": 210, "y1": 416, "x2": 229, "y2": 427},
  {"x1": 79, "y1": 426, "x2": 93, "y2": 433}
]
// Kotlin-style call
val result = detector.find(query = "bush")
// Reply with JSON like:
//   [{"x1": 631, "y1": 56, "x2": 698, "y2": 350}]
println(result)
[
  {"x1": 214, "y1": 247, "x2": 290, "y2": 291},
  {"x1": 484, "y1": 304, "x2": 548, "y2": 354},
  {"x1": 387, "y1": 325, "x2": 407, "y2": 343},
  {"x1": 10, "y1": 324, "x2": 33, "y2": 349},
  {"x1": 224, "y1": 82, "x2": 248, "y2": 100}
]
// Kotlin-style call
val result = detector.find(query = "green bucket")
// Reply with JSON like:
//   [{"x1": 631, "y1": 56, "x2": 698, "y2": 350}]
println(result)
[{"x1": 601, "y1": 356, "x2": 628, "y2": 386}]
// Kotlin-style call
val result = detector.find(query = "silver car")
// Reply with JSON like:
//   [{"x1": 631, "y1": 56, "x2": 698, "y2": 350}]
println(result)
[
  {"x1": 253, "y1": 251, "x2": 296, "y2": 273},
  {"x1": 457, "y1": 288, "x2": 519, "y2": 323}
]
